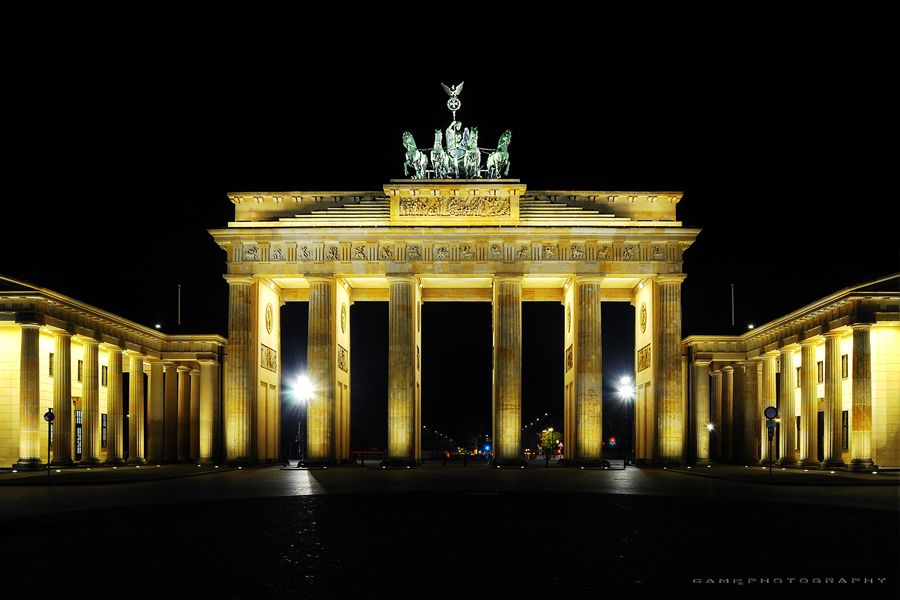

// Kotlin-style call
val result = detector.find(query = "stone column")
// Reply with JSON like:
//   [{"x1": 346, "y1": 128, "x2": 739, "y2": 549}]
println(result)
[
  {"x1": 743, "y1": 360, "x2": 760, "y2": 463},
  {"x1": 50, "y1": 332, "x2": 73, "y2": 467},
  {"x1": 721, "y1": 366, "x2": 734, "y2": 462},
  {"x1": 657, "y1": 275, "x2": 685, "y2": 465},
  {"x1": 164, "y1": 363, "x2": 178, "y2": 461},
  {"x1": 80, "y1": 340, "x2": 102, "y2": 466},
  {"x1": 575, "y1": 277, "x2": 603, "y2": 466},
  {"x1": 759, "y1": 353, "x2": 777, "y2": 465},
  {"x1": 821, "y1": 332, "x2": 846, "y2": 468},
  {"x1": 387, "y1": 275, "x2": 417, "y2": 465},
  {"x1": 493, "y1": 276, "x2": 523, "y2": 466},
  {"x1": 190, "y1": 369, "x2": 201, "y2": 461},
  {"x1": 126, "y1": 352, "x2": 146, "y2": 464},
  {"x1": 710, "y1": 369, "x2": 723, "y2": 462},
  {"x1": 198, "y1": 359, "x2": 219, "y2": 465},
  {"x1": 798, "y1": 340, "x2": 819, "y2": 467},
  {"x1": 850, "y1": 324, "x2": 875, "y2": 470},
  {"x1": 17, "y1": 324, "x2": 42, "y2": 470},
  {"x1": 691, "y1": 360, "x2": 711, "y2": 465},
  {"x1": 225, "y1": 275, "x2": 253, "y2": 466},
  {"x1": 777, "y1": 347, "x2": 797, "y2": 466},
  {"x1": 146, "y1": 359, "x2": 164, "y2": 462},
  {"x1": 104, "y1": 348, "x2": 125, "y2": 465},
  {"x1": 177, "y1": 366, "x2": 191, "y2": 461},
  {"x1": 307, "y1": 276, "x2": 335, "y2": 465}
]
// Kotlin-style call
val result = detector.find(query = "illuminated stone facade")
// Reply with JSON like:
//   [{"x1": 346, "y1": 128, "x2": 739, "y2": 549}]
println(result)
[
  {"x1": 684, "y1": 274, "x2": 899, "y2": 468},
  {"x1": 0, "y1": 276, "x2": 226, "y2": 469},
  {"x1": 210, "y1": 180, "x2": 700, "y2": 466}
]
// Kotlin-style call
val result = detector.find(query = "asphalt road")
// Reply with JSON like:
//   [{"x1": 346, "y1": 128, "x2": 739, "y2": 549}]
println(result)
[{"x1": 1, "y1": 463, "x2": 897, "y2": 598}]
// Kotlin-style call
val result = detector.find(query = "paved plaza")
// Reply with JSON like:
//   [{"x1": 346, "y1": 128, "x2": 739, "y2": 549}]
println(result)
[{"x1": 1, "y1": 462, "x2": 897, "y2": 598}]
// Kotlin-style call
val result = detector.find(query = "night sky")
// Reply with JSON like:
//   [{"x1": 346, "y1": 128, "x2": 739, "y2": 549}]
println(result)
[{"x1": 6, "y1": 14, "x2": 897, "y2": 451}]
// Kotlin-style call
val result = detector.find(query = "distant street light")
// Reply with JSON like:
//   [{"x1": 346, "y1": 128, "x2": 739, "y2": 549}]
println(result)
[{"x1": 617, "y1": 375, "x2": 637, "y2": 465}]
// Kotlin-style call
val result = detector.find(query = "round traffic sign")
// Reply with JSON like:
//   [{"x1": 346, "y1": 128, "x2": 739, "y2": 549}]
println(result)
[
  {"x1": 764, "y1": 406, "x2": 778, "y2": 419},
  {"x1": 43, "y1": 411, "x2": 54, "y2": 422}
]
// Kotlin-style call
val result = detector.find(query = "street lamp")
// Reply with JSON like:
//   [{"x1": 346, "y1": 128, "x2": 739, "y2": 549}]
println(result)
[
  {"x1": 294, "y1": 375, "x2": 311, "y2": 468},
  {"x1": 617, "y1": 376, "x2": 637, "y2": 465}
]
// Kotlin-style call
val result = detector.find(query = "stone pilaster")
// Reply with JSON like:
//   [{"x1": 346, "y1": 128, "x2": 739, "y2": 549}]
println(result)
[
  {"x1": 16, "y1": 324, "x2": 42, "y2": 470},
  {"x1": 759, "y1": 353, "x2": 777, "y2": 465},
  {"x1": 777, "y1": 348, "x2": 797, "y2": 466},
  {"x1": 177, "y1": 366, "x2": 191, "y2": 461},
  {"x1": 126, "y1": 352, "x2": 146, "y2": 465},
  {"x1": 387, "y1": 275, "x2": 417, "y2": 465},
  {"x1": 190, "y1": 369, "x2": 201, "y2": 461},
  {"x1": 307, "y1": 276, "x2": 335, "y2": 466},
  {"x1": 79, "y1": 340, "x2": 102, "y2": 467},
  {"x1": 575, "y1": 277, "x2": 603, "y2": 466},
  {"x1": 146, "y1": 359, "x2": 165, "y2": 462},
  {"x1": 821, "y1": 332, "x2": 846, "y2": 468},
  {"x1": 225, "y1": 275, "x2": 253, "y2": 466},
  {"x1": 692, "y1": 360, "x2": 711, "y2": 465},
  {"x1": 50, "y1": 332, "x2": 73, "y2": 467},
  {"x1": 798, "y1": 341, "x2": 819, "y2": 467},
  {"x1": 198, "y1": 359, "x2": 219, "y2": 465},
  {"x1": 657, "y1": 275, "x2": 685, "y2": 466},
  {"x1": 164, "y1": 363, "x2": 178, "y2": 461},
  {"x1": 710, "y1": 369, "x2": 722, "y2": 462},
  {"x1": 721, "y1": 366, "x2": 733, "y2": 462},
  {"x1": 492, "y1": 276, "x2": 523, "y2": 465},
  {"x1": 849, "y1": 324, "x2": 875, "y2": 470},
  {"x1": 104, "y1": 348, "x2": 125, "y2": 465}
]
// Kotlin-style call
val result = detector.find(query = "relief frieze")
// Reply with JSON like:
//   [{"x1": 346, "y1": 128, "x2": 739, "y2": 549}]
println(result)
[{"x1": 398, "y1": 195, "x2": 511, "y2": 217}]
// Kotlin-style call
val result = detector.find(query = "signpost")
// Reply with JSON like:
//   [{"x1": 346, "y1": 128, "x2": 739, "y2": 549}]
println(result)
[
  {"x1": 43, "y1": 409, "x2": 54, "y2": 478},
  {"x1": 764, "y1": 406, "x2": 778, "y2": 481}
]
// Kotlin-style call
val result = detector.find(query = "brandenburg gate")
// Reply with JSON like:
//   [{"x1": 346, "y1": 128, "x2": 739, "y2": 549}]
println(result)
[{"x1": 209, "y1": 181, "x2": 699, "y2": 467}]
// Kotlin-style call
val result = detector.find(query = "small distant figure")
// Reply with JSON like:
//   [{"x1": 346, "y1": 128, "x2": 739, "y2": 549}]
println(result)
[{"x1": 282, "y1": 453, "x2": 289, "y2": 468}]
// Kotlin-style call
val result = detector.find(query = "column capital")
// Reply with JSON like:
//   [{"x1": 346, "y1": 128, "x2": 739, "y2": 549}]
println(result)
[
  {"x1": 493, "y1": 274, "x2": 524, "y2": 283},
  {"x1": 385, "y1": 274, "x2": 417, "y2": 283},
  {"x1": 176, "y1": 365, "x2": 192, "y2": 373},
  {"x1": 223, "y1": 275, "x2": 254, "y2": 285},
  {"x1": 710, "y1": 369, "x2": 723, "y2": 377},
  {"x1": 305, "y1": 274, "x2": 335, "y2": 284},
  {"x1": 574, "y1": 275, "x2": 604, "y2": 285},
  {"x1": 824, "y1": 330, "x2": 844, "y2": 339},
  {"x1": 850, "y1": 322, "x2": 873, "y2": 331},
  {"x1": 80, "y1": 338, "x2": 100, "y2": 347},
  {"x1": 657, "y1": 273, "x2": 687, "y2": 285},
  {"x1": 722, "y1": 365, "x2": 734, "y2": 373},
  {"x1": 53, "y1": 330, "x2": 73, "y2": 339},
  {"x1": 692, "y1": 359, "x2": 712, "y2": 367},
  {"x1": 799, "y1": 337, "x2": 819, "y2": 347}
]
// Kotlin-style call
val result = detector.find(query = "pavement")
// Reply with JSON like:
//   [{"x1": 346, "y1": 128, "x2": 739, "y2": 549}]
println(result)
[{"x1": 0, "y1": 461, "x2": 897, "y2": 598}]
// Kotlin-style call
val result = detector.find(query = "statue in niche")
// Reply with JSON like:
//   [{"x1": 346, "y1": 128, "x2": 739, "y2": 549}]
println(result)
[
  {"x1": 354, "y1": 246, "x2": 366, "y2": 260},
  {"x1": 570, "y1": 245, "x2": 585, "y2": 260},
  {"x1": 407, "y1": 245, "x2": 421, "y2": 260},
  {"x1": 402, "y1": 131, "x2": 429, "y2": 179},
  {"x1": 486, "y1": 130, "x2": 512, "y2": 178}
]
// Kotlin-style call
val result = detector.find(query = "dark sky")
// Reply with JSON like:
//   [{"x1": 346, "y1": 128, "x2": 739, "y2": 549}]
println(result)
[{"x1": 6, "y1": 15, "x2": 897, "y2": 450}]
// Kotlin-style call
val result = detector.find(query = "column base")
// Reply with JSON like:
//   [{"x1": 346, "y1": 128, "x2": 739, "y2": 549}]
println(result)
[
  {"x1": 196, "y1": 458, "x2": 217, "y2": 466},
  {"x1": 819, "y1": 459, "x2": 846, "y2": 469},
  {"x1": 104, "y1": 457, "x2": 126, "y2": 466},
  {"x1": 14, "y1": 458, "x2": 44, "y2": 471},
  {"x1": 78, "y1": 458, "x2": 104, "y2": 468},
  {"x1": 226, "y1": 456, "x2": 255, "y2": 467},
  {"x1": 798, "y1": 458, "x2": 821, "y2": 468},
  {"x1": 694, "y1": 459, "x2": 714, "y2": 467},
  {"x1": 50, "y1": 458, "x2": 75, "y2": 468},
  {"x1": 126, "y1": 458, "x2": 148, "y2": 466},
  {"x1": 848, "y1": 458, "x2": 877, "y2": 471},
  {"x1": 776, "y1": 457, "x2": 798, "y2": 467}
]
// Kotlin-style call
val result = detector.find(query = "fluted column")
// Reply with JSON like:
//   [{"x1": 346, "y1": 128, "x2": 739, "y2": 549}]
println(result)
[
  {"x1": 146, "y1": 359, "x2": 164, "y2": 462},
  {"x1": 387, "y1": 275, "x2": 417, "y2": 465},
  {"x1": 721, "y1": 366, "x2": 734, "y2": 462},
  {"x1": 692, "y1": 360, "x2": 711, "y2": 465},
  {"x1": 493, "y1": 276, "x2": 523, "y2": 465},
  {"x1": 307, "y1": 276, "x2": 335, "y2": 465},
  {"x1": 50, "y1": 332, "x2": 73, "y2": 467},
  {"x1": 126, "y1": 352, "x2": 146, "y2": 464},
  {"x1": 225, "y1": 275, "x2": 253, "y2": 466},
  {"x1": 821, "y1": 332, "x2": 846, "y2": 468},
  {"x1": 777, "y1": 348, "x2": 797, "y2": 466},
  {"x1": 710, "y1": 369, "x2": 722, "y2": 462},
  {"x1": 742, "y1": 360, "x2": 760, "y2": 463},
  {"x1": 17, "y1": 324, "x2": 42, "y2": 470},
  {"x1": 190, "y1": 369, "x2": 201, "y2": 461},
  {"x1": 80, "y1": 340, "x2": 102, "y2": 466},
  {"x1": 198, "y1": 359, "x2": 219, "y2": 465},
  {"x1": 657, "y1": 275, "x2": 685, "y2": 465},
  {"x1": 850, "y1": 324, "x2": 875, "y2": 470},
  {"x1": 575, "y1": 277, "x2": 603, "y2": 465},
  {"x1": 759, "y1": 353, "x2": 777, "y2": 465},
  {"x1": 104, "y1": 348, "x2": 125, "y2": 465},
  {"x1": 164, "y1": 363, "x2": 178, "y2": 461},
  {"x1": 798, "y1": 340, "x2": 819, "y2": 467},
  {"x1": 177, "y1": 366, "x2": 191, "y2": 461}
]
